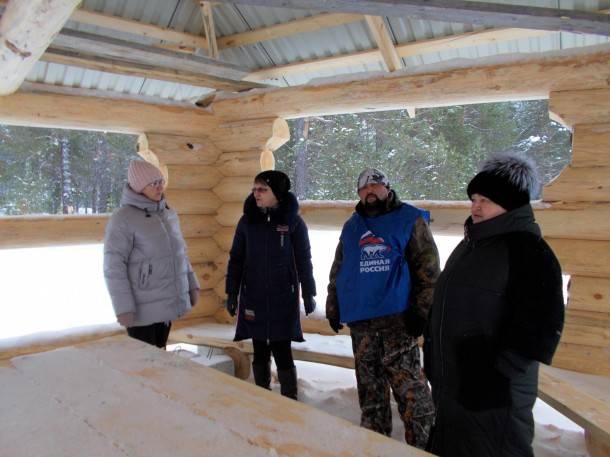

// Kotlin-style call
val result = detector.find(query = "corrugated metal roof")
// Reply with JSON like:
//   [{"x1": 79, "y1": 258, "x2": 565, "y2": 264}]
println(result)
[{"x1": 21, "y1": 0, "x2": 610, "y2": 100}]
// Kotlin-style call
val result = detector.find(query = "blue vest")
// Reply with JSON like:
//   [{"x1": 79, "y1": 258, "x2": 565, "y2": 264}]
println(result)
[{"x1": 336, "y1": 203, "x2": 427, "y2": 324}]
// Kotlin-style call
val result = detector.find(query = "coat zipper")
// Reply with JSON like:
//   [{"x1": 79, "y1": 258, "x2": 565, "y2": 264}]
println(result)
[{"x1": 266, "y1": 210, "x2": 271, "y2": 343}]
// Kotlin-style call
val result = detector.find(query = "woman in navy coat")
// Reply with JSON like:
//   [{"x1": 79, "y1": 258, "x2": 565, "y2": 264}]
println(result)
[{"x1": 225, "y1": 170, "x2": 316, "y2": 400}]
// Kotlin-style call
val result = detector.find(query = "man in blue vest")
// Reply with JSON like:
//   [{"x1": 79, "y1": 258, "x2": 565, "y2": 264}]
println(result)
[{"x1": 326, "y1": 168, "x2": 440, "y2": 449}]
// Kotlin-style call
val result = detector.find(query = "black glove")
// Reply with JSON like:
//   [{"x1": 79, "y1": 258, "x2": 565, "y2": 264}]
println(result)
[
  {"x1": 303, "y1": 296, "x2": 316, "y2": 315},
  {"x1": 225, "y1": 293, "x2": 238, "y2": 317},
  {"x1": 328, "y1": 317, "x2": 343, "y2": 334},
  {"x1": 404, "y1": 306, "x2": 427, "y2": 338}
]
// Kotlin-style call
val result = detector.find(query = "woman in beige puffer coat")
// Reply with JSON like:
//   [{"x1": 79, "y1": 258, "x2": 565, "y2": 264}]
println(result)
[{"x1": 103, "y1": 160, "x2": 199, "y2": 348}]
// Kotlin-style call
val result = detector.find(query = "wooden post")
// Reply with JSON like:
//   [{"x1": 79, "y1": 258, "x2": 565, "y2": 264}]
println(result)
[{"x1": 0, "y1": 0, "x2": 81, "y2": 95}]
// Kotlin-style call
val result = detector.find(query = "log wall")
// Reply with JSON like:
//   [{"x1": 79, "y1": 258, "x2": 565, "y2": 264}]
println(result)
[{"x1": 545, "y1": 88, "x2": 610, "y2": 377}]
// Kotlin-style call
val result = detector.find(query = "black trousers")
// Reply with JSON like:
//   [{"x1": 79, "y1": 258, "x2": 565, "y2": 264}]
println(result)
[
  {"x1": 127, "y1": 322, "x2": 172, "y2": 349},
  {"x1": 252, "y1": 339, "x2": 294, "y2": 369}
]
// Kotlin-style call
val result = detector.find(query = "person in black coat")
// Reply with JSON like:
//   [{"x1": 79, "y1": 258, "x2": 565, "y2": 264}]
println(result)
[
  {"x1": 225, "y1": 170, "x2": 316, "y2": 400},
  {"x1": 425, "y1": 154, "x2": 565, "y2": 457}
]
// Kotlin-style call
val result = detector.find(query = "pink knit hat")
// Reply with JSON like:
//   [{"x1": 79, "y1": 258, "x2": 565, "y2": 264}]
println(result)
[{"x1": 128, "y1": 160, "x2": 164, "y2": 193}]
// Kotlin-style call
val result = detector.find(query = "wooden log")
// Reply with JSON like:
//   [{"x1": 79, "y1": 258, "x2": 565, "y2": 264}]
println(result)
[
  {"x1": 364, "y1": 15, "x2": 403, "y2": 72},
  {"x1": 568, "y1": 276, "x2": 610, "y2": 313},
  {"x1": 165, "y1": 189, "x2": 222, "y2": 215},
  {"x1": 561, "y1": 309, "x2": 610, "y2": 348},
  {"x1": 2, "y1": 201, "x2": 610, "y2": 250},
  {"x1": 215, "y1": 151, "x2": 261, "y2": 177},
  {"x1": 213, "y1": 227, "x2": 236, "y2": 252},
  {"x1": 166, "y1": 165, "x2": 223, "y2": 190},
  {"x1": 181, "y1": 289, "x2": 222, "y2": 319},
  {"x1": 543, "y1": 166, "x2": 610, "y2": 202},
  {"x1": 260, "y1": 149, "x2": 275, "y2": 171},
  {"x1": 550, "y1": 88, "x2": 610, "y2": 129},
  {"x1": 212, "y1": 48, "x2": 610, "y2": 121},
  {"x1": 0, "y1": 0, "x2": 81, "y2": 95},
  {"x1": 547, "y1": 238, "x2": 610, "y2": 278},
  {"x1": 46, "y1": 29, "x2": 261, "y2": 92},
  {"x1": 0, "y1": 92, "x2": 217, "y2": 136},
  {"x1": 0, "y1": 215, "x2": 107, "y2": 249},
  {"x1": 536, "y1": 202, "x2": 610, "y2": 241},
  {"x1": 212, "y1": 176, "x2": 252, "y2": 203},
  {"x1": 210, "y1": 117, "x2": 289, "y2": 152},
  {"x1": 179, "y1": 215, "x2": 221, "y2": 239},
  {"x1": 215, "y1": 203, "x2": 243, "y2": 227},
  {"x1": 192, "y1": 258, "x2": 226, "y2": 291},
  {"x1": 571, "y1": 123, "x2": 610, "y2": 168},
  {"x1": 552, "y1": 342, "x2": 610, "y2": 377},
  {"x1": 185, "y1": 237, "x2": 222, "y2": 263},
  {"x1": 140, "y1": 133, "x2": 222, "y2": 166},
  {"x1": 214, "y1": 281, "x2": 227, "y2": 301}
]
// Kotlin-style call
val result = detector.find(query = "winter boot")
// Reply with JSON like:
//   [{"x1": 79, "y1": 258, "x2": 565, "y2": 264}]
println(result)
[
  {"x1": 277, "y1": 366, "x2": 298, "y2": 400},
  {"x1": 252, "y1": 362, "x2": 271, "y2": 390}
]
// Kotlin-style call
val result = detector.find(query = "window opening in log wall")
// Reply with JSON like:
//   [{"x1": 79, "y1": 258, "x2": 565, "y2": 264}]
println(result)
[{"x1": 0, "y1": 124, "x2": 139, "y2": 216}]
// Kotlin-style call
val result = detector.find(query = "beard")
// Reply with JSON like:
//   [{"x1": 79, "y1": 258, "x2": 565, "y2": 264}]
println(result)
[{"x1": 363, "y1": 194, "x2": 387, "y2": 215}]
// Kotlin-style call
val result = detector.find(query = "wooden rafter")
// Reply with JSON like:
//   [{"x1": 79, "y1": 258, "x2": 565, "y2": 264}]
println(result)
[
  {"x1": 71, "y1": 7, "x2": 209, "y2": 50},
  {"x1": 244, "y1": 27, "x2": 555, "y2": 82},
  {"x1": 44, "y1": 29, "x2": 263, "y2": 92},
  {"x1": 0, "y1": 1, "x2": 362, "y2": 52},
  {"x1": 217, "y1": 12, "x2": 363, "y2": 48},
  {"x1": 0, "y1": 0, "x2": 81, "y2": 96},
  {"x1": 213, "y1": 0, "x2": 610, "y2": 36},
  {"x1": 199, "y1": 1, "x2": 219, "y2": 59},
  {"x1": 364, "y1": 16, "x2": 403, "y2": 72}
]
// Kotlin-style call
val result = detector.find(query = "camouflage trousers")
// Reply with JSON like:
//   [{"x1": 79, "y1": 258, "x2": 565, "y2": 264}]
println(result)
[{"x1": 351, "y1": 326, "x2": 435, "y2": 449}]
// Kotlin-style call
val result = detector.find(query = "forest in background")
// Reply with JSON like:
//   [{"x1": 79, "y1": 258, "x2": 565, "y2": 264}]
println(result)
[
  {"x1": 276, "y1": 100, "x2": 572, "y2": 201},
  {"x1": 0, "y1": 100, "x2": 571, "y2": 215},
  {"x1": 0, "y1": 126, "x2": 138, "y2": 215}
]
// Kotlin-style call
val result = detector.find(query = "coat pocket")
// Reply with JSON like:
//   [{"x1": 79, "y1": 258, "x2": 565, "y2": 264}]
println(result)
[{"x1": 139, "y1": 261, "x2": 152, "y2": 288}]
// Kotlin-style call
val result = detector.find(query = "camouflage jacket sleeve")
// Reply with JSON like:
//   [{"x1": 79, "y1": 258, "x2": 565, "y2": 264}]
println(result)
[
  {"x1": 325, "y1": 239, "x2": 343, "y2": 322},
  {"x1": 405, "y1": 216, "x2": 440, "y2": 319}
]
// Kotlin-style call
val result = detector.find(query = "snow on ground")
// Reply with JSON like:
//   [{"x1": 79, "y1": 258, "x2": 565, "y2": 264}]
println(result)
[{"x1": 0, "y1": 233, "x2": 587, "y2": 456}]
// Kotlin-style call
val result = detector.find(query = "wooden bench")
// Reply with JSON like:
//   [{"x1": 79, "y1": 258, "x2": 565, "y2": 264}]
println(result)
[
  {"x1": 169, "y1": 322, "x2": 354, "y2": 379},
  {"x1": 170, "y1": 321, "x2": 610, "y2": 457}
]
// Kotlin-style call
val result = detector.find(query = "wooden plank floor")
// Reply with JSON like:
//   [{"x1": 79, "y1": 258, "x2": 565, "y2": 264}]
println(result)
[{"x1": 1, "y1": 335, "x2": 430, "y2": 456}]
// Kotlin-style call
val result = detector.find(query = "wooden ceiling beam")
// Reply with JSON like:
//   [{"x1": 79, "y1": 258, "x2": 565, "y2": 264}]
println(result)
[
  {"x1": 199, "y1": 1, "x2": 219, "y2": 58},
  {"x1": 213, "y1": 46, "x2": 610, "y2": 120},
  {"x1": 217, "y1": 12, "x2": 363, "y2": 49},
  {"x1": 0, "y1": 1, "x2": 363, "y2": 52},
  {"x1": 0, "y1": 0, "x2": 81, "y2": 96},
  {"x1": 0, "y1": 91, "x2": 218, "y2": 136},
  {"x1": 71, "y1": 7, "x2": 210, "y2": 50},
  {"x1": 364, "y1": 15, "x2": 403, "y2": 72},
  {"x1": 214, "y1": 0, "x2": 610, "y2": 36},
  {"x1": 44, "y1": 29, "x2": 264, "y2": 92},
  {"x1": 244, "y1": 27, "x2": 555, "y2": 82}
]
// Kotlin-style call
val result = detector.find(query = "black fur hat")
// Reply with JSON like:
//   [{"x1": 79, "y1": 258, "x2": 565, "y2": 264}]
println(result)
[
  {"x1": 467, "y1": 154, "x2": 540, "y2": 211},
  {"x1": 255, "y1": 170, "x2": 291, "y2": 201}
]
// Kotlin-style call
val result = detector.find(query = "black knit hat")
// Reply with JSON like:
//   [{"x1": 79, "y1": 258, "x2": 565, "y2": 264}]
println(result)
[
  {"x1": 255, "y1": 170, "x2": 291, "y2": 201},
  {"x1": 467, "y1": 154, "x2": 539, "y2": 211}
]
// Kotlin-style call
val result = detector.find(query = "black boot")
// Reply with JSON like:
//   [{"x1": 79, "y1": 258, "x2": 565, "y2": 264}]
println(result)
[
  {"x1": 252, "y1": 362, "x2": 271, "y2": 390},
  {"x1": 277, "y1": 366, "x2": 298, "y2": 400}
]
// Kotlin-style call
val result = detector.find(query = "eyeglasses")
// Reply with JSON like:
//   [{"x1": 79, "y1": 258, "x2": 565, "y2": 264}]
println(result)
[
  {"x1": 148, "y1": 179, "x2": 165, "y2": 188},
  {"x1": 251, "y1": 187, "x2": 269, "y2": 193}
]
